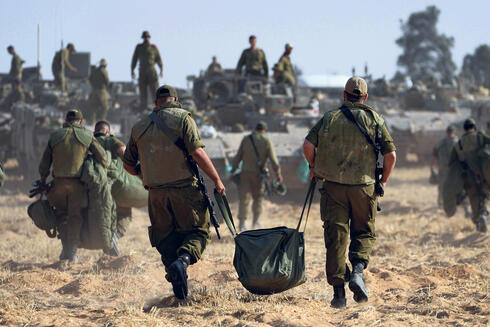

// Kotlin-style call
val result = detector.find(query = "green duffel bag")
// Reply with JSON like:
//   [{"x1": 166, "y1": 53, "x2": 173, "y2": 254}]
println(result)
[
  {"x1": 27, "y1": 197, "x2": 58, "y2": 238},
  {"x1": 214, "y1": 180, "x2": 316, "y2": 295}
]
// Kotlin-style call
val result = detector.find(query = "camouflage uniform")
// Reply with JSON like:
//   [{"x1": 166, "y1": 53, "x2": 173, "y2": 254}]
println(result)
[
  {"x1": 131, "y1": 43, "x2": 163, "y2": 111},
  {"x1": 9, "y1": 53, "x2": 24, "y2": 81},
  {"x1": 231, "y1": 131, "x2": 281, "y2": 227},
  {"x1": 236, "y1": 48, "x2": 268, "y2": 78},
  {"x1": 39, "y1": 119, "x2": 107, "y2": 254},
  {"x1": 95, "y1": 133, "x2": 132, "y2": 236},
  {"x1": 88, "y1": 66, "x2": 110, "y2": 123},
  {"x1": 123, "y1": 101, "x2": 210, "y2": 269},
  {"x1": 51, "y1": 48, "x2": 76, "y2": 93},
  {"x1": 306, "y1": 100, "x2": 396, "y2": 286},
  {"x1": 433, "y1": 136, "x2": 458, "y2": 205},
  {"x1": 450, "y1": 130, "x2": 490, "y2": 230},
  {"x1": 275, "y1": 55, "x2": 295, "y2": 84}
]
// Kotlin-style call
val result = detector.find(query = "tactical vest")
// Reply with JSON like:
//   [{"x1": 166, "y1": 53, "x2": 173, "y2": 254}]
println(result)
[
  {"x1": 49, "y1": 124, "x2": 92, "y2": 178},
  {"x1": 132, "y1": 107, "x2": 193, "y2": 187},
  {"x1": 456, "y1": 131, "x2": 489, "y2": 181},
  {"x1": 313, "y1": 104, "x2": 384, "y2": 185}
]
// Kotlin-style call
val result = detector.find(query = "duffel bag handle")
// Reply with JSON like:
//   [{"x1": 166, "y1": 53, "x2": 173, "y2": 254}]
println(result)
[
  {"x1": 296, "y1": 179, "x2": 316, "y2": 233},
  {"x1": 214, "y1": 189, "x2": 237, "y2": 238}
]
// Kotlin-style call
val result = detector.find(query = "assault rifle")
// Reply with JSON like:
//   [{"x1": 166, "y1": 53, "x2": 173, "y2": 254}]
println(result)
[{"x1": 149, "y1": 112, "x2": 221, "y2": 239}]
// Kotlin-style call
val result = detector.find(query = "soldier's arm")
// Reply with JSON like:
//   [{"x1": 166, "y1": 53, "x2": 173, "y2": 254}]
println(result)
[
  {"x1": 64, "y1": 51, "x2": 76, "y2": 71},
  {"x1": 111, "y1": 136, "x2": 126, "y2": 159},
  {"x1": 103, "y1": 69, "x2": 110, "y2": 86},
  {"x1": 262, "y1": 51, "x2": 269, "y2": 78},
  {"x1": 231, "y1": 139, "x2": 244, "y2": 173},
  {"x1": 38, "y1": 143, "x2": 53, "y2": 183},
  {"x1": 235, "y1": 50, "x2": 246, "y2": 74},
  {"x1": 155, "y1": 47, "x2": 163, "y2": 73},
  {"x1": 122, "y1": 136, "x2": 140, "y2": 175},
  {"x1": 89, "y1": 137, "x2": 108, "y2": 168},
  {"x1": 379, "y1": 123, "x2": 397, "y2": 186},
  {"x1": 131, "y1": 45, "x2": 139, "y2": 73},
  {"x1": 267, "y1": 140, "x2": 281, "y2": 178}
]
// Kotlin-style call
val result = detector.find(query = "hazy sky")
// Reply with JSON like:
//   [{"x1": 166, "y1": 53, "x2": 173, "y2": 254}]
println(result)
[{"x1": 0, "y1": 0, "x2": 488, "y2": 87}]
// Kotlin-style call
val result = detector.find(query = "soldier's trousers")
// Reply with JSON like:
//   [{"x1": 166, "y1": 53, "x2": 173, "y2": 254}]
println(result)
[
  {"x1": 87, "y1": 90, "x2": 110, "y2": 123},
  {"x1": 138, "y1": 71, "x2": 158, "y2": 111},
  {"x1": 148, "y1": 184, "x2": 210, "y2": 269},
  {"x1": 53, "y1": 71, "x2": 68, "y2": 93},
  {"x1": 238, "y1": 172, "x2": 264, "y2": 221},
  {"x1": 47, "y1": 178, "x2": 88, "y2": 245},
  {"x1": 320, "y1": 181, "x2": 377, "y2": 286},
  {"x1": 463, "y1": 172, "x2": 488, "y2": 223}
]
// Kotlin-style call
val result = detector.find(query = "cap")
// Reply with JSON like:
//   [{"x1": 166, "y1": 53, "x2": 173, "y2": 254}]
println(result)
[
  {"x1": 463, "y1": 118, "x2": 476, "y2": 130},
  {"x1": 249, "y1": 35, "x2": 256, "y2": 40},
  {"x1": 256, "y1": 121, "x2": 268, "y2": 130},
  {"x1": 156, "y1": 85, "x2": 178, "y2": 99},
  {"x1": 285, "y1": 43, "x2": 293, "y2": 50},
  {"x1": 345, "y1": 77, "x2": 368, "y2": 97},
  {"x1": 66, "y1": 109, "x2": 83, "y2": 120},
  {"x1": 99, "y1": 58, "x2": 107, "y2": 67},
  {"x1": 66, "y1": 43, "x2": 75, "y2": 51},
  {"x1": 446, "y1": 125, "x2": 456, "y2": 134},
  {"x1": 141, "y1": 31, "x2": 150, "y2": 38}
]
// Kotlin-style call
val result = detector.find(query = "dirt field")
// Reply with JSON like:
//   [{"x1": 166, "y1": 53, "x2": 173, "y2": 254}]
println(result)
[{"x1": 0, "y1": 166, "x2": 488, "y2": 326}]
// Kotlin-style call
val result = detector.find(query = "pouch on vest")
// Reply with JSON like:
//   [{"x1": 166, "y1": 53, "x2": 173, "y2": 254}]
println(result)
[
  {"x1": 27, "y1": 197, "x2": 58, "y2": 238},
  {"x1": 214, "y1": 180, "x2": 315, "y2": 295}
]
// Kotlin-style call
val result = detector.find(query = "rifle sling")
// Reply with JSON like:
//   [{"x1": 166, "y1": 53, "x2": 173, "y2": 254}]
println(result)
[
  {"x1": 149, "y1": 111, "x2": 188, "y2": 155},
  {"x1": 339, "y1": 105, "x2": 380, "y2": 158},
  {"x1": 249, "y1": 134, "x2": 265, "y2": 171}
]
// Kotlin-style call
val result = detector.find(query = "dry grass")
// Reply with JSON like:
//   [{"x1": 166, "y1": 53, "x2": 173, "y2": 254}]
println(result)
[{"x1": 0, "y1": 166, "x2": 488, "y2": 326}]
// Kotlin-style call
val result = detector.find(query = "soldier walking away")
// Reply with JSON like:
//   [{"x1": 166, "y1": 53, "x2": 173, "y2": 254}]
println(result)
[
  {"x1": 7, "y1": 45, "x2": 24, "y2": 82},
  {"x1": 123, "y1": 85, "x2": 225, "y2": 300},
  {"x1": 303, "y1": 77, "x2": 397, "y2": 309},
  {"x1": 274, "y1": 43, "x2": 295, "y2": 85},
  {"x1": 206, "y1": 56, "x2": 224, "y2": 75},
  {"x1": 38, "y1": 109, "x2": 107, "y2": 262},
  {"x1": 93, "y1": 121, "x2": 132, "y2": 238},
  {"x1": 235, "y1": 35, "x2": 269, "y2": 79},
  {"x1": 230, "y1": 121, "x2": 282, "y2": 231},
  {"x1": 88, "y1": 59, "x2": 111, "y2": 123},
  {"x1": 449, "y1": 118, "x2": 489, "y2": 233},
  {"x1": 51, "y1": 43, "x2": 77, "y2": 93},
  {"x1": 131, "y1": 31, "x2": 163, "y2": 112}
]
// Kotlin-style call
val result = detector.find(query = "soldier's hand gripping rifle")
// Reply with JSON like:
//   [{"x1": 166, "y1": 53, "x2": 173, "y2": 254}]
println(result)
[
  {"x1": 29, "y1": 180, "x2": 52, "y2": 198},
  {"x1": 149, "y1": 112, "x2": 221, "y2": 239}
]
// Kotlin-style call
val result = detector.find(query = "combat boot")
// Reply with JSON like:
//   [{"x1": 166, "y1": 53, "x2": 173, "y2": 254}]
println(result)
[
  {"x1": 330, "y1": 285, "x2": 346, "y2": 309},
  {"x1": 476, "y1": 211, "x2": 488, "y2": 233},
  {"x1": 349, "y1": 261, "x2": 368, "y2": 303},
  {"x1": 64, "y1": 242, "x2": 79, "y2": 263},
  {"x1": 59, "y1": 237, "x2": 68, "y2": 261},
  {"x1": 168, "y1": 253, "x2": 190, "y2": 300}
]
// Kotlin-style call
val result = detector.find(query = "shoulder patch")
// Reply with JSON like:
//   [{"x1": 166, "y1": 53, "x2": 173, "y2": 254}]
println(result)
[
  {"x1": 73, "y1": 128, "x2": 93, "y2": 147},
  {"x1": 49, "y1": 128, "x2": 69, "y2": 147}
]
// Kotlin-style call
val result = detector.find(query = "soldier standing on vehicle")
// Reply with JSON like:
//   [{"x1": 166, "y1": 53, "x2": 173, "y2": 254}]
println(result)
[
  {"x1": 206, "y1": 56, "x2": 224, "y2": 75},
  {"x1": 51, "y1": 43, "x2": 77, "y2": 93},
  {"x1": 235, "y1": 35, "x2": 268, "y2": 78},
  {"x1": 123, "y1": 85, "x2": 225, "y2": 300},
  {"x1": 230, "y1": 121, "x2": 282, "y2": 231},
  {"x1": 87, "y1": 59, "x2": 110, "y2": 123},
  {"x1": 274, "y1": 43, "x2": 295, "y2": 85},
  {"x1": 38, "y1": 109, "x2": 107, "y2": 262},
  {"x1": 7, "y1": 45, "x2": 24, "y2": 82},
  {"x1": 449, "y1": 118, "x2": 489, "y2": 233},
  {"x1": 303, "y1": 77, "x2": 397, "y2": 309},
  {"x1": 131, "y1": 31, "x2": 163, "y2": 111}
]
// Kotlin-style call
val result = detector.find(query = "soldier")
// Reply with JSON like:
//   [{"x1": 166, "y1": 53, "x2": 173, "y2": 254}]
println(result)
[
  {"x1": 236, "y1": 35, "x2": 268, "y2": 78},
  {"x1": 2, "y1": 78, "x2": 25, "y2": 111},
  {"x1": 93, "y1": 121, "x2": 131, "y2": 237},
  {"x1": 131, "y1": 31, "x2": 163, "y2": 111},
  {"x1": 206, "y1": 56, "x2": 223, "y2": 75},
  {"x1": 7, "y1": 45, "x2": 24, "y2": 82},
  {"x1": 230, "y1": 121, "x2": 282, "y2": 231},
  {"x1": 303, "y1": 77, "x2": 397, "y2": 309},
  {"x1": 430, "y1": 125, "x2": 458, "y2": 206},
  {"x1": 39, "y1": 109, "x2": 107, "y2": 262},
  {"x1": 51, "y1": 43, "x2": 77, "y2": 93},
  {"x1": 449, "y1": 118, "x2": 489, "y2": 232},
  {"x1": 123, "y1": 85, "x2": 225, "y2": 299},
  {"x1": 88, "y1": 59, "x2": 111, "y2": 123},
  {"x1": 274, "y1": 43, "x2": 295, "y2": 85}
]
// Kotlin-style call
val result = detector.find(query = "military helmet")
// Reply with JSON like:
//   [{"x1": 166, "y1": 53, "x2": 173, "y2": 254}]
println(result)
[
  {"x1": 463, "y1": 118, "x2": 476, "y2": 130},
  {"x1": 156, "y1": 85, "x2": 178, "y2": 99},
  {"x1": 141, "y1": 31, "x2": 151, "y2": 38},
  {"x1": 345, "y1": 77, "x2": 368, "y2": 97},
  {"x1": 99, "y1": 58, "x2": 107, "y2": 67}
]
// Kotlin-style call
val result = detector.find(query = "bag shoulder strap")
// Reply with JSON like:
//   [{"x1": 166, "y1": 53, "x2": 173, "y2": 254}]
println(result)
[
  {"x1": 296, "y1": 179, "x2": 316, "y2": 233},
  {"x1": 249, "y1": 134, "x2": 260, "y2": 159},
  {"x1": 149, "y1": 111, "x2": 187, "y2": 155},
  {"x1": 339, "y1": 105, "x2": 380, "y2": 157}
]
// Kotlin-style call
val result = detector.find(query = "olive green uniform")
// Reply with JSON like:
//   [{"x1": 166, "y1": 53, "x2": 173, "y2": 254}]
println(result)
[
  {"x1": 236, "y1": 48, "x2": 268, "y2": 78},
  {"x1": 206, "y1": 62, "x2": 223, "y2": 75},
  {"x1": 51, "y1": 49, "x2": 75, "y2": 93},
  {"x1": 450, "y1": 130, "x2": 490, "y2": 226},
  {"x1": 306, "y1": 101, "x2": 396, "y2": 286},
  {"x1": 275, "y1": 55, "x2": 295, "y2": 84},
  {"x1": 88, "y1": 67, "x2": 110, "y2": 123},
  {"x1": 9, "y1": 53, "x2": 24, "y2": 81},
  {"x1": 131, "y1": 43, "x2": 163, "y2": 111},
  {"x1": 231, "y1": 131, "x2": 281, "y2": 223},
  {"x1": 433, "y1": 136, "x2": 458, "y2": 205},
  {"x1": 95, "y1": 133, "x2": 132, "y2": 235},
  {"x1": 39, "y1": 123, "x2": 107, "y2": 245},
  {"x1": 123, "y1": 101, "x2": 210, "y2": 268}
]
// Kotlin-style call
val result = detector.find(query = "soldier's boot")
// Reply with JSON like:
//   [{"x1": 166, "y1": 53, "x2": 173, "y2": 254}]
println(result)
[
  {"x1": 168, "y1": 253, "x2": 190, "y2": 300},
  {"x1": 476, "y1": 211, "x2": 488, "y2": 233},
  {"x1": 238, "y1": 218, "x2": 246, "y2": 232},
  {"x1": 64, "y1": 242, "x2": 79, "y2": 263},
  {"x1": 349, "y1": 261, "x2": 368, "y2": 303},
  {"x1": 330, "y1": 285, "x2": 346, "y2": 309},
  {"x1": 252, "y1": 214, "x2": 262, "y2": 229},
  {"x1": 59, "y1": 237, "x2": 68, "y2": 261}
]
